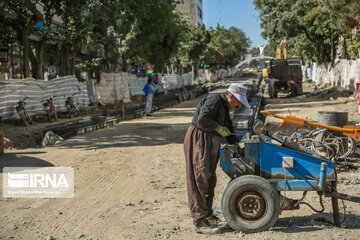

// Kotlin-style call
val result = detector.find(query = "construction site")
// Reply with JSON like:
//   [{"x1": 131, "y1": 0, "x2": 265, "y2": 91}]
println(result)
[
  {"x1": 2, "y1": 0, "x2": 360, "y2": 239},
  {"x1": 0, "y1": 73, "x2": 360, "y2": 239}
]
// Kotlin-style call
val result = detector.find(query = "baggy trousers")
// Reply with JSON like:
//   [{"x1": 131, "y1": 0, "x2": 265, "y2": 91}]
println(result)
[
  {"x1": 145, "y1": 93, "x2": 153, "y2": 114},
  {"x1": 183, "y1": 125, "x2": 221, "y2": 226}
]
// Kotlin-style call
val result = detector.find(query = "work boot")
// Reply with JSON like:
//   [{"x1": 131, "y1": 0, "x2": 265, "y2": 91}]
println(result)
[
  {"x1": 193, "y1": 218, "x2": 220, "y2": 234},
  {"x1": 196, "y1": 218, "x2": 211, "y2": 228},
  {"x1": 207, "y1": 214, "x2": 225, "y2": 227}
]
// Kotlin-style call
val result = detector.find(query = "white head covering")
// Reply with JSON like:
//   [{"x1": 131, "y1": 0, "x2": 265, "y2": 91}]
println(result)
[{"x1": 227, "y1": 83, "x2": 250, "y2": 108}]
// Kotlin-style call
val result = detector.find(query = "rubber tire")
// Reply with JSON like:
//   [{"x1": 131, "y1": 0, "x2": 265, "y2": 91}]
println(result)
[
  {"x1": 46, "y1": 111, "x2": 53, "y2": 122},
  {"x1": 74, "y1": 108, "x2": 79, "y2": 117},
  {"x1": 21, "y1": 115, "x2": 29, "y2": 126},
  {"x1": 221, "y1": 175, "x2": 280, "y2": 233},
  {"x1": 25, "y1": 110, "x2": 32, "y2": 125},
  {"x1": 27, "y1": 116, "x2": 33, "y2": 125}
]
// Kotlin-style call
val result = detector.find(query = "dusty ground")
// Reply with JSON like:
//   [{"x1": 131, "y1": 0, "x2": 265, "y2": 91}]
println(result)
[
  {"x1": 1, "y1": 99, "x2": 144, "y2": 149},
  {"x1": 1, "y1": 80, "x2": 360, "y2": 240}
]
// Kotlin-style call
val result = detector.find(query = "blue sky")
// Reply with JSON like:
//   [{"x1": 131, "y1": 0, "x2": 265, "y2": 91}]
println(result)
[{"x1": 203, "y1": 0, "x2": 267, "y2": 48}]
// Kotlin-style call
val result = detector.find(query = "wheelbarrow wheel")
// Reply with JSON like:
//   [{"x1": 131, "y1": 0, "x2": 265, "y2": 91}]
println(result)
[{"x1": 221, "y1": 175, "x2": 280, "y2": 233}]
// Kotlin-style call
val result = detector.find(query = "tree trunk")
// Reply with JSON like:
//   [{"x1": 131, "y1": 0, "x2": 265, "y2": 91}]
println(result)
[
  {"x1": 36, "y1": 42, "x2": 44, "y2": 79},
  {"x1": 71, "y1": 40, "x2": 76, "y2": 75},
  {"x1": 11, "y1": 44, "x2": 14, "y2": 78},
  {"x1": 29, "y1": 45, "x2": 38, "y2": 79},
  {"x1": 22, "y1": 26, "x2": 31, "y2": 78}
]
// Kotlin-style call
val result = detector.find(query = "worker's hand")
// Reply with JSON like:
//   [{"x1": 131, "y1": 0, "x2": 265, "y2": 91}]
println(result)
[
  {"x1": 215, "y1": 126, "x2": 231, "y2": 137},
  {"x1": 235, "y1": 142, "x2": 243, "y2": 148}
]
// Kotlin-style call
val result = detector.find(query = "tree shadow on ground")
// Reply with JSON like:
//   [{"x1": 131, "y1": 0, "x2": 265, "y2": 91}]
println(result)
[
  {"x1": 273, "y1": 212, "x2": 360, "y2": 232},
  {"x1": 152, "y1": 109, "x2": 195, "y2": 119},
  {"x1": 0, "y1": 152, "x2": 53, "y2": 172},
  {"x1": 220, "y1": 212, "x2": 360, "y2": 235},
  {"x1": 57, "y1": 122, "x2": 191, "y2": 150}
]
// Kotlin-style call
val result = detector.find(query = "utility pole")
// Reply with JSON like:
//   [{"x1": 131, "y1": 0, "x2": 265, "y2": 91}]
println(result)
[{"x1": 219, "y1": 0, "x2": 222, "y2": 25}]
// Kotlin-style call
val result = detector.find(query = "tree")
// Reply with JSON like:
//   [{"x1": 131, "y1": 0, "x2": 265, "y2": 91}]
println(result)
[
  {"x1": 0, "y1": 0, "x2": 44, "y2": 78},
  {"x1": 30, "y1": 0, "x2": 65, "y2": 79},
  {"x1": 321, "y1": 0, "x2": 360, "y2": 59},
  {"x1": 61, "y1": 0, "x2": 96, "y2": 75},
  {"x1": 253, "y1": 0, "x2": 360, "y2": 63},
  {"x1": 228, "y1": 27, "x2": 250, "y2": 60},
  {"x1": 121, "y1": 0, "x2": 187, "y2": 72},
  {"x1": 249, "y1": 47, "x2": 260, "y2": 57},
  {"x1": 75, "y1": 0, "x2": 187, "y2": 72},
  {"x1": 202, "y1": 25, "x2": 250, "y2": 67},
  {"x1": 177, "y1": 25, "x2": 210, "y2": 66}
]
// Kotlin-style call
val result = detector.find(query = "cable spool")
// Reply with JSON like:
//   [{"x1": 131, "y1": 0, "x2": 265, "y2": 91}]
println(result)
[
  {"x1": 317, "y1": 111, "x2": 351, "y2": 159},
  {"x1": 317, "y1": 111, "x2": 348, "y2": 136}
]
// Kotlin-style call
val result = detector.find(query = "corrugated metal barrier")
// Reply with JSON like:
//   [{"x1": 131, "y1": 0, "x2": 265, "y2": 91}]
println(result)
[{"x1": 0, "y1": 76, "x2": 89, "y2": 120}]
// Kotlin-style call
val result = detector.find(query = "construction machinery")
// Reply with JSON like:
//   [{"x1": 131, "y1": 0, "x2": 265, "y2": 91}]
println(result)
[
  {"x1": 276, "y1": 38, "x2": 288, "y2": 60},
  {"x1": 220, "y1": 110, "x2": 360, "y2": 233},
  {"x1": 268, "y1": 58, "x2": 303, "y2": 97},
  {"x1": 267, "y1": 38, "x2": 303, "y2": 97}
]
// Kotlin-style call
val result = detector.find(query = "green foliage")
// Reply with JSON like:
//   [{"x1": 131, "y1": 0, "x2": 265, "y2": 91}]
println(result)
[
  {"x1": 75, "y1": 57, "x2": 103, "y2": 73},
  {"x1": 249, "y1": 47, "x2": 259, "y2": 57},
  {"x1": 345, "y1": 31, "x2": 360, "y2": 58},
  {"x1": 177, "y1": 25, "x2": 210, "y2": 65},
  {"x1": 203, "y1": 25, "x2": 250, "y2": 67},
  {"x1": 2, "y1": 0, "x2": 252, "y2": 75},
  {"x1": 121, "y1": 0, "x2": 187, "y2": 72},
  {"x1": 253, "y1": 0, "x2": 360, "y2": 63}
]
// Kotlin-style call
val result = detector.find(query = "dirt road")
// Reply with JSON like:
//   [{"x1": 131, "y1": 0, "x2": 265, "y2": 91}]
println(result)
[{"x1": 1, "y1": 81, "x2": 360, "y2": 240}]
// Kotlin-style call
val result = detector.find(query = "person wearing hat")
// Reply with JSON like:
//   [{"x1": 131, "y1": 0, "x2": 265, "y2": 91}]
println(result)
[{"x1": 183, "y1": 83, "x2": 250, "y2": 233}]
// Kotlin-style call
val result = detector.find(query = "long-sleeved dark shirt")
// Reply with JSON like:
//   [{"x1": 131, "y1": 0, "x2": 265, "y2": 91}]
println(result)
[{"x1": 192, "y1": 93, "x2": 237, "y2": 144}]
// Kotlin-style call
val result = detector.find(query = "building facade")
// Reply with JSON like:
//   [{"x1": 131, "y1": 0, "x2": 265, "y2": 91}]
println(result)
[{"x1": 176, "y1": 0, "x2": 203, "y2": 27}]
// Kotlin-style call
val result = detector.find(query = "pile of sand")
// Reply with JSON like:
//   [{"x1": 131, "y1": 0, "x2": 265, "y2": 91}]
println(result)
[{"x1": 310, "y1": 86, "x2": 352, "y2": 100}]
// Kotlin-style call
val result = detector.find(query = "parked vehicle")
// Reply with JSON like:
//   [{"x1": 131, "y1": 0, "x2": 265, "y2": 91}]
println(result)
[
  {"x1": 269, "y1": 59, "x2": 303, "y2": 97},
  {"x1": 14, "y1": 97, "x2": 32, "y2": 126},
  {"x1": 65, "y1": 93, "x2": 80, "y2": 118},
  {"x1": 42, "y1": 96, "x2": 57, "y2": 122}
]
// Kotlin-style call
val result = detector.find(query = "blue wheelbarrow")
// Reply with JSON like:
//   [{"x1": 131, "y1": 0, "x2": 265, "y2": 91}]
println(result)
[{"x1": 219, "y1": 118, "x2": 360, "y2": 233}]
